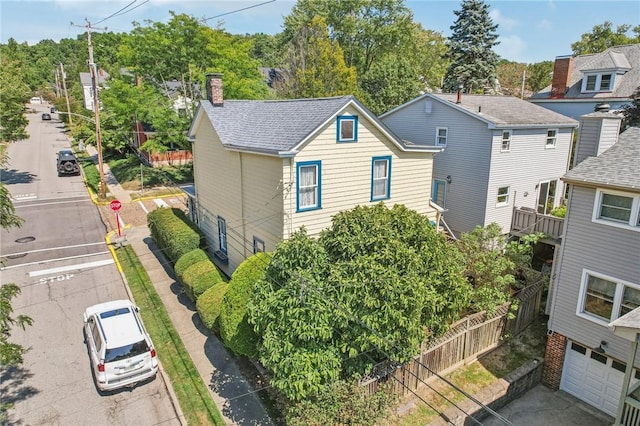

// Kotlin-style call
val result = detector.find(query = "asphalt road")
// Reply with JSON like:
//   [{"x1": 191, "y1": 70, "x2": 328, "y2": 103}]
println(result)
[{"x1": 0, "y1": 104, "x2": 181, "y2": 425}]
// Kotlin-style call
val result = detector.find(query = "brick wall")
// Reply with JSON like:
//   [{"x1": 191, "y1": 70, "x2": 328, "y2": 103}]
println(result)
[{"x1": 542, "y1": 331, "x2": 566, "y2": 390}]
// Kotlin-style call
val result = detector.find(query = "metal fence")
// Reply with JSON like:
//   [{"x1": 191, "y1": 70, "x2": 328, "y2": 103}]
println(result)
[{"x1": 361, "y1": 276, "x2": 545, "y2": 396}]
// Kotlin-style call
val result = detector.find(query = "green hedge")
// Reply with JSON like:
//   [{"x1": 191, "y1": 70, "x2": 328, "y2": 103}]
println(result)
[
  {"x1": 192, "y1": 270, "x2": 226, "y2": 301},
  {"x1": 196, "y1": 282, "x2": 230, "y2": 333},
  {"x1": 219, "y1": 252, "x2": 272, "y2": 358},
  {"x1": 182, "y1": 259, "x2": 224, "y2": 301},
  {"x1": 175, "y1": 249, "x2": 210, "y2": 282},
  {"x1": 147, "y1": 207, "x2": 202, "y2": 265}
]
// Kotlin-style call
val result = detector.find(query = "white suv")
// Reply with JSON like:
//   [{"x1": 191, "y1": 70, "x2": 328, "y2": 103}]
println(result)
[{"x1": 83, "y1": 300, "x2": 158, "y2": 391}]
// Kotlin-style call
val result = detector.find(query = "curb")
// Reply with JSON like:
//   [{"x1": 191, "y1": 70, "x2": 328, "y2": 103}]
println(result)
[{"x1": 105, "y1": 231, "x2": 187, "y2": 426}]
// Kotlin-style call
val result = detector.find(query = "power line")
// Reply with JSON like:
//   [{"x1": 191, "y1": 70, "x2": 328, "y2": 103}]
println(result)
[
  {"x1": 204, "y1": 0, "x2": 276, "y2": 22},
  {"x1": 93, "y1": 0, "x2": 150, "y2": 26}
]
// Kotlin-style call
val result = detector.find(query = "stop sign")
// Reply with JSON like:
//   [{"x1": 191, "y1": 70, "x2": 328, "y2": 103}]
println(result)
[{"x1": 110, "y1": 199, "x2": 122, "y2": 211}]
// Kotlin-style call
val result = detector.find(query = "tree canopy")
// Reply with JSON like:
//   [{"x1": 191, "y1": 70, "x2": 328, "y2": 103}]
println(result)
[
  {"x1": 277, "y1": 16, "x2": 358, "y2": 99},
  {"x1": 443, "y1": 0, "x2": 500, "y2": 93},
  {"x1": 248, "y1": 204, "x2": 471, "y2": 401},
  {"x1": 571, "y1": 21, "x2": 640, "y2": 56}
]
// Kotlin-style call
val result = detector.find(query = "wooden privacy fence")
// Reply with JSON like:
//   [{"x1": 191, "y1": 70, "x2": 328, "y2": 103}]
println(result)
[{"x1": 360, "y1": 276, "x2": 545, "y2": 396}]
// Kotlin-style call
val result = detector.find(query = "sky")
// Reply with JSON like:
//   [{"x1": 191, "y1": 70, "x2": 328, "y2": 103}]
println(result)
[{"x1": 1, "y1": 0, "x2": 639, "y2": 64}]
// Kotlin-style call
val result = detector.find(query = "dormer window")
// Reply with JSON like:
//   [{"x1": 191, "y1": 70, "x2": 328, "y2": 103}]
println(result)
[
  {"x1": 582, "y1": 73, "x2": 614, "y2": 92},
  {"x1": 337, "y1": 116, "x2": 358, "y2": 142}
]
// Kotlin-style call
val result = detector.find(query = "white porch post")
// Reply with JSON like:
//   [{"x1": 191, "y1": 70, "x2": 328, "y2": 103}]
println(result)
[{"x1": 614, "y1": 338, "x2": 638, "y2": 426}]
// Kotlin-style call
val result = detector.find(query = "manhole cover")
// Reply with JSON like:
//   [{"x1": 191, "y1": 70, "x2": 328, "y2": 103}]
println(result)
[{"x1": 15, "y1": 236, "x2": 35, "y2": 243}]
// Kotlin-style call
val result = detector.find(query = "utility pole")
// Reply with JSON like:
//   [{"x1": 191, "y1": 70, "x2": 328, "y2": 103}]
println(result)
[
  {"x1": 60, "y1": 63, "x2": 72, "y2": 128},
  {"x1": 73, "y1": 19, "x2": 107, "y2": 198}
]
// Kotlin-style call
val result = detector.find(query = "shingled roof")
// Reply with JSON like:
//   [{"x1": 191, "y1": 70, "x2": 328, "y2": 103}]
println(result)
[
  {"x1": 531, "y1": 44, "x2": 640, "y2": 101},
  {"x1": 422, "y1": 93, "x2": 578, "y2": 128},
  {"x1": 191, "y1": 95, "x2": 438, "y2": 156},
  {"x1": 563, "y1": 126, "x2": 640, "y2": 191}
]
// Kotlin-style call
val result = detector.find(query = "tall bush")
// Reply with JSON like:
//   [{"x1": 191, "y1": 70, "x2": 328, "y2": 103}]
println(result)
[
  {"x1": 147, "y1": 207, "x2": 201, "y2": 264},
  {"x1": 196, "y1": 282, "x2": 230, "y2": 333},
  {"x1": 219, "y1": 252, "x2": 272, "y2": 358}
]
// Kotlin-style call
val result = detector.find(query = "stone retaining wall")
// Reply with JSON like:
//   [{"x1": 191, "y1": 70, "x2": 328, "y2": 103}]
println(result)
[{"x1": 430, "y1": 357, "x2": 544, "y2": 425}]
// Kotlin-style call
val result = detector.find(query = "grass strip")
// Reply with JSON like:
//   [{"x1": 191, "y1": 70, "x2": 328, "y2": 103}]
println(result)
[{"x1": 118, "y1": 245, "x2": 226, "y2": 425}]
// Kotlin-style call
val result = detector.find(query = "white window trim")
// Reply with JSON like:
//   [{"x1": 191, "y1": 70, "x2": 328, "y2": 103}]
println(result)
[
  {"x1": 576, "y1": 269, "x2": 640, "y2": 326},
  {"x1": 436, "y1": 127, "x2": 448, "y2": 147},
  {"x1": 501, "y1": 130, "x2": 511, "y2": 152},
  {"x1": 545, "y1": 129, "x2": 558, "y2": 149},
  {"x1": 592, "y1": 188, "x2": 640, "y2": 232},
  {"x1": 580, "y1": 72, "x2": 616, "y2": 93},
  {"x1": 496, "y1": 186, "x2": 510, "y2": 207}
]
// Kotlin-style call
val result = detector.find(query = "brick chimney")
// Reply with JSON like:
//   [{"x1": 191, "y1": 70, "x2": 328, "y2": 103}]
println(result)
[
  {"x1": 550, "y1": 56, "x2": 573, "y2": 99},
  {"x1": 206, "y1": 73, "x2": 223, "y2": 107}
]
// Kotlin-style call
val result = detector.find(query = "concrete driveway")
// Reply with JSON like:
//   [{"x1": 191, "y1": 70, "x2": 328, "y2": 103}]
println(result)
[{"x1": 482, "y1": 384, "x2": 614, "y2": 426}]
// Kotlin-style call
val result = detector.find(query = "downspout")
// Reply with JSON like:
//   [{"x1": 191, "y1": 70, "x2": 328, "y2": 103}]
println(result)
[{"x1": 240, "y1": 152, "x2": 247, "y2": 259}]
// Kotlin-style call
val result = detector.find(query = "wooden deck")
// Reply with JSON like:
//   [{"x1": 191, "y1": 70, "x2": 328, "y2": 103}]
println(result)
[{"x1": 511, "y1": 206, "x2": 564, "y2": 241}]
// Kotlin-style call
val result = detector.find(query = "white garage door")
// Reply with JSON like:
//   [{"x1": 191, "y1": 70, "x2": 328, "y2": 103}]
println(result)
[{"x1": 561, "y1": 340, "x2": 634, "y2": 416}]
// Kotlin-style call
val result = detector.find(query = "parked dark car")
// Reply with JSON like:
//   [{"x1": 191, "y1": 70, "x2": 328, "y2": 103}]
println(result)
[
  {"x1": 57, "y1": 150, "x2": 80, "y2": 176},
  {"x1": 42, "y1": 113, "x2": 51, "y2": 120},
  {"x1": 50, "y1": 107, "x2": 56, "y2": 113}
]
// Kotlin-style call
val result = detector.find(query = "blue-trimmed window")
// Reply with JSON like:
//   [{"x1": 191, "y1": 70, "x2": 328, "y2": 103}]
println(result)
[
  {"x1": 218, "y1": 217, "x2": 227, "y2": 254},
  {"x1": 371, "y1": 156, "x2": 391, "y2": 201},
  {"x1": 432, "y1": 179, "x2": 447, "y2": 207},
  {"x1": 297, "y1": 161, "x2": 321, "y2": 212},
  {"x1": 253, "y1": 237, "x2": 265, "y2": 254},
  {"x1": 337, "y1": 116, "x2": 358, "y2": 142}
]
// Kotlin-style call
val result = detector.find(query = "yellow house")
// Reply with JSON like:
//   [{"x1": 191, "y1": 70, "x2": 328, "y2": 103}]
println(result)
[{"x1": 187, "y1": 74, "x2": 443, "y2": 275}]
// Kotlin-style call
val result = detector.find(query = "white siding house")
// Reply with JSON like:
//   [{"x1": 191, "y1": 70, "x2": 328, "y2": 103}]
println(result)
[
  {"x1": 380, "y1": 93, "x2": 578, "y2": 237},
  {"x1": 188, "y1": 74, "x2": 441, "y2": 276},
  {"x1": 544, "y1": 106, "x2": 640, "y2": 418},
  {"x1": 530, "y1": 44, "x2": 640, "y2": 120}
]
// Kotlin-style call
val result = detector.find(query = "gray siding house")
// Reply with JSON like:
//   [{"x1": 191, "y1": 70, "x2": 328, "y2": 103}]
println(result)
[
  {"x1": 530, "y1": 44, "x2": 640, "y2": 120},
  {"x1": 544, "y1": 107, "x2": 640, "y2": 418},
  {"x1": 380, "y1": 93, "x2": 578, "y2": 236}
]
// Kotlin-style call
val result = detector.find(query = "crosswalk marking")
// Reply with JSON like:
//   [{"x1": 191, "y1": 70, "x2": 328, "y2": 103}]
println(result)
[{"x1": 29, "y1": 258, "x2": 115, "y2": 277}]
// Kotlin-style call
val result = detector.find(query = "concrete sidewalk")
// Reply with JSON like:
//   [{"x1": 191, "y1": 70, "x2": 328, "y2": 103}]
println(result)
[
  {"x1": 123, "y1": 226, "x2": 273, "y2": 426},
  {"x1": 86, "y1": 145, "x2": 273, "y2": 425}
]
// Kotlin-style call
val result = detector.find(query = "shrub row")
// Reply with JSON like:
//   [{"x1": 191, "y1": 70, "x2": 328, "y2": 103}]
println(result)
[
  {"x1": 147, "y1": 207, "x2": 202, "y2": 265},
  {"x1": 146, "y1": 207, "x2": 271, "y2": 361}
]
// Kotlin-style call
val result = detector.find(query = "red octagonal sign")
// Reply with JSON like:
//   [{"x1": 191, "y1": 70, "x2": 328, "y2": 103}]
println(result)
[{"x1": 110, "y1": 199, "x2": 122, "y2": 211}]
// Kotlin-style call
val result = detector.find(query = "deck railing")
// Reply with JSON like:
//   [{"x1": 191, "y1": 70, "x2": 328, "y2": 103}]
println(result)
[{"x1": 511, "y1": 206, "x2": 564, "y2": 241}]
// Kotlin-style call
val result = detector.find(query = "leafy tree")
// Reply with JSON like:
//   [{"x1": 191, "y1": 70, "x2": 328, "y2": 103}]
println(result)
[
  {"x1": 0, "y1": 150, "x2": 31, "y2": 423},
  {"x1": 285, "y1": 379, "x2": 397, "y2": 425},
  {"x1": 359, "y1": 54, "x2": 422, "y2": 115},
  {"x1": 282, "y1": 0, "x2": 415, "y2": 77},
  {"x1": 443, "y1": 0, "x2": 500, "y2": 93},
  {"x1": 457, "y1": 224, "x2": 516, "y2": 313},
  {"x1": 120, "y1": 12, "x2": 267, "y2": 103},
  {"x1": 622, "y1": 86, "x2": 640, "y2": 131},
  {"x1": 0, "y1": 59, "x2": 30, "y2": 143},
  {"x1": 456, "y1": 223, "x2": 542, "y2": 314},
  {"x1": 526, "y1": 61, "x2": 553, "y2": 94},
  {"x1": 0, "y1": 151, "x2": 25, "y2": 230},
  {"x1": 248, "y1": 204, "x2": 471, "y2": 401},
  {"x1": 248, "y1": 229, "x2": 340, "y2": 401},
  {"x1": 280, "y1": 0, "x2": 446, "y2": 112},
  {"x1": 571, "y1": 21, "x2": 640, "y2": 56},
  {"x1": 278, "y1": 16, "x2": 358, "y2": 98},
  {"x1": 496, "y1": 60, "x2": 527, "y2": 97}
]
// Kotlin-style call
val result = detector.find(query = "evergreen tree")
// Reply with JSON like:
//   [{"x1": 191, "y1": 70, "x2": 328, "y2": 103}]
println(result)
[{"x1": 443, "y1": 0, "x2": 500, "y2": 93}]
